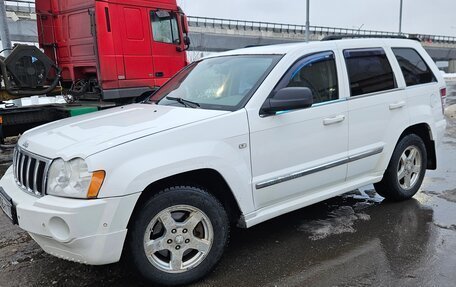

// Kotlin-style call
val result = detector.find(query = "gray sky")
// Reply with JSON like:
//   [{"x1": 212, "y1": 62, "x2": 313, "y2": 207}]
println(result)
[{"x1": 178, "y1": 0, "x2": 456, "y2": 36}]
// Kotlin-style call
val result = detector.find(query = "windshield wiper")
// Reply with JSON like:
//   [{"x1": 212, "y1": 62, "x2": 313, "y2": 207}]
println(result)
[{"x1": 166, "y1": 96, "x2": 200, "y2": 108}]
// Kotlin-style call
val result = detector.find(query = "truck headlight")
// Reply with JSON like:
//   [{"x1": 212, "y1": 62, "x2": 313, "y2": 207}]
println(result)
[{"x1": 47, "y1": 158, "x2": 105, "y2": 199}]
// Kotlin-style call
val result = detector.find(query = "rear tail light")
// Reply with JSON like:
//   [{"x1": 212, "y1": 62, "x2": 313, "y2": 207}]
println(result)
[{"x1": 440, "y1": 88, "x2": 447, "y2": 114}]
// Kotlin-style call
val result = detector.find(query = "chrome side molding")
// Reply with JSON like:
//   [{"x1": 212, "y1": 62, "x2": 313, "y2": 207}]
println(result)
[{"x1": 256, "y1": 147, "x2": 384, "y2": 190}]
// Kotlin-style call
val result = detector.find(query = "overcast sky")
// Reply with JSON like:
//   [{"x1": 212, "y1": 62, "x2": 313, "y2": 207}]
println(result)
[{"x1": 178, "y1": 0, "x2": 456, "y2": 36}]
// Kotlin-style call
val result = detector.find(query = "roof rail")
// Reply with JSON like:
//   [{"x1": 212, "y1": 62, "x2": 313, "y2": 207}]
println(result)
[
  {"x1": 244, "y1": 44, "x2": 274, "y2": 49},
  {"x1": 321, "y1": 34, "x2": 421, "y2": 42}
]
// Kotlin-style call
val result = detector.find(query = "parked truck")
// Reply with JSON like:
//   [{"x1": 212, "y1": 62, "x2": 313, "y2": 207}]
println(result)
[{"x1": 0, "y1": 0, "x2": 190, "y2": 141}]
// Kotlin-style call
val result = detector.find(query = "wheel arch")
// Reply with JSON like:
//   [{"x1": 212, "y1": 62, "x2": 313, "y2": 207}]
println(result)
[
  {"x1": 127, "y1": 168, "x2": 244, "y2": 230},
  {"x1": 399, "y1": 123, "x2": 437, "y2": 170}
]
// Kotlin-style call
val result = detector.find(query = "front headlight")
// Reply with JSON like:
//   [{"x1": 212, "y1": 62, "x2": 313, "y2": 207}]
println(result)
[{"x1": 47, "y1": 158, "x2": 105, "y2": 199}]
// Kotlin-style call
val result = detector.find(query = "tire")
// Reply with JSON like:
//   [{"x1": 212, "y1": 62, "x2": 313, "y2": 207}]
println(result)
[
  {"x1": 126, "y1": 186, "x2": 229, "y2": 286},
  {"x1": 374, "y1": 134, "x2": 427, "y2": 201}
]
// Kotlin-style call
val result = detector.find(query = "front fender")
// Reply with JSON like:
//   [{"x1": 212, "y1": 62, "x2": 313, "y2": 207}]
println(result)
[{"x1": 85, "y1": 110, "x2": 255, "y2": 215}]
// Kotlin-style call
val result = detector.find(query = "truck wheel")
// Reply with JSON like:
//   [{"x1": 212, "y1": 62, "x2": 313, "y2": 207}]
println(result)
[
  {"x1": 126, "y1": 186, "x2": 229, "y2": 286},
  {"x1": 374, "y1": 134, "x2": 427, "y2": 201}
]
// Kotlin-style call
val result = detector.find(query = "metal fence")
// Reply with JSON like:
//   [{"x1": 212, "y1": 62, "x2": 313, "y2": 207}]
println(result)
[
  {"x1": 5, "y1": 0, "x2": 35, "y2": 14},
  {"x1": 188, "y1": 16, "x2": 456, "y2": 44}
]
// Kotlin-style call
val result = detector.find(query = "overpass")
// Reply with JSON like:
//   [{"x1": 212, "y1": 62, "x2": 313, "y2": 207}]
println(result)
[
  {"x1": 3, "y1": 0, "x2": 456, "y2": 71},
  {"x1": 187, "y1": 17, "x2": 456, "y2": 62}
]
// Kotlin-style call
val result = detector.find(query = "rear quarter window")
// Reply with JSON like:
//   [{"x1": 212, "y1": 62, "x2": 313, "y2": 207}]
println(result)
[
  {"x1": 392, "y1": 48, "x2": 437, "y2": 87},
  {"x1": 344, "y1": 48, "x2": 397, "y2": 97}
]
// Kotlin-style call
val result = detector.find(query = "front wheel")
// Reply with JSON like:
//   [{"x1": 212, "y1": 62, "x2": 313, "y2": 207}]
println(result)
[
  {"x1": 126, "y1": 186, "x2": 229, "y2": 286},
  {"x1": 374, "y1": 134, "x2": 427, "y2": 201}
]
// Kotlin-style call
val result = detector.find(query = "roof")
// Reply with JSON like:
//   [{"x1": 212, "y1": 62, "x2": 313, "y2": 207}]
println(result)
[{"x1": 204, "y1": 38, "x2": 423, "y2": 59}]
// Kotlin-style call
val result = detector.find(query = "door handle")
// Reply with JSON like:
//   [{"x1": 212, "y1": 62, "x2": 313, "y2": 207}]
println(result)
[
  {"x1": 155, "y1": 72, "x2": 164, "y2": 78},
  {"x1": 389, "y1": 101, "x2": 406, "y2": 110},
  {"x1": 323, "y1": 115, "x2": 345, "y2": 126}
]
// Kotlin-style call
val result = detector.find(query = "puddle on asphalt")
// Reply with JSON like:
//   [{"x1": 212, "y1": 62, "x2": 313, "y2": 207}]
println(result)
[
  {"x1": 298, "y1": 205, "x2": 371, "y2": 240},
  {"x1": 297, "y1": 189, "x2": 382, "y2": 240}
]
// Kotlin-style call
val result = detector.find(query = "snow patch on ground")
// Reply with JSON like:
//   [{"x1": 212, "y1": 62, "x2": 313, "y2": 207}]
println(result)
[
  {"x1": 422, "y1": 188, "x2": 456, "y2": 203},
  {"x1": 434, "y1": 223, "x2": 456, "y2": 231},
  {"x1": 349, "y1": 188, "x2": 384, "y2": 204},
  {"x1": 440, "y1": 189, "x2": 456, "y2": 203},
  {"x1": 298, "y1": 206, "x2": 371, "y2": 240},
  {"x1": 443, "y1": 73, "x2": 456, "y2": 81}
]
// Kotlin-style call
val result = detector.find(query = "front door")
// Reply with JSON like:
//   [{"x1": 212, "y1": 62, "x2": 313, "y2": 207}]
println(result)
[
  {"x1": 149, "y1": 10, "x2": 186, "y2": 86},
  {"x1": 249, "y1": 51, "x2": 349, "y2": 209}
]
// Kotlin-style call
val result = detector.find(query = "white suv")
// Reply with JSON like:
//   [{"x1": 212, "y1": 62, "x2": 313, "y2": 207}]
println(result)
[{"x1": 0, "y1": 38, "x2": 447, "y2": 286}]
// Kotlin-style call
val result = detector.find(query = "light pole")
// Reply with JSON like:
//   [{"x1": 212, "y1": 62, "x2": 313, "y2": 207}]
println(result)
[
  {"x1": 356, "y1": 24, "x2": 365, "y2": 34},
  {"x1": 399, "y1": 0, "x2": 404, "y2": 35},
  {"x1": 305, "y1": 0, "x2": 310, "y2": 42},
  {"x1": 0, "y1": 0, "x2": 12, "y2": 55}
]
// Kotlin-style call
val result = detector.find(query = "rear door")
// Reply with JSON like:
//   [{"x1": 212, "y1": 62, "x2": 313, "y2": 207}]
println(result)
[
  {"x1": 391, "y1": 47, "x2": 440, "y2": 120},
  {"x1": 149, "y1": 10, "x2": 186, "y2": 86},
  {"x1": 337, "y1": 44, "x2": 410, "y2": 181}
]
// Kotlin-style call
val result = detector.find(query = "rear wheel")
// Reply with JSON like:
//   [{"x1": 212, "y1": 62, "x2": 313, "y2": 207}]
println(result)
[
  {"x1": 126, "y1": 186, "x2": 229, "y2": 286},
  {"x1": 374, "y1": 134, "x2": 427, "y2": 201}
]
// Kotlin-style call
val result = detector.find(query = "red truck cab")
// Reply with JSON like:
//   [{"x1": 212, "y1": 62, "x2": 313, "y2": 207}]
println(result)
[{"x1": 36, "y1": 0, "x2": 189, "y2": 100}]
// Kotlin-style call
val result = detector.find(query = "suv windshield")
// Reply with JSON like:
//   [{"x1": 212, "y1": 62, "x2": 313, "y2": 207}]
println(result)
[{"x1": 149, "y1": 55, "x2": 281, "y2": 111}]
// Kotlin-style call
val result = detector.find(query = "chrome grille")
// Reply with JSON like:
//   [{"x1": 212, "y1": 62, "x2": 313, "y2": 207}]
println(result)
[{"x1": 13, "y1": 147, "x2": 52, "y2": 197}]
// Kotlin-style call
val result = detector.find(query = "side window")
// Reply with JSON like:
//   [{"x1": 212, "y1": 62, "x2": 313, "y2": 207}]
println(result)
[
  {"x1": 284, "y1": 51, "x2": 339, "y2": 104},
  {"x1": 344, "y1": 48, "x2": 396, "y2": 97},
  {"x1": 392, "y1": 48, "x2": 437, "y2": 86},
  {"x1": 151, "y1": 10, "x2": 180, "y2": 44}
]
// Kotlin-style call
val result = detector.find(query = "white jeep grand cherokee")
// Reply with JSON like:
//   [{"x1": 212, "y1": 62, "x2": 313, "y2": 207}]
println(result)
[{"x1": 0, "y1": 38, "x2": 447, "y2": 286}]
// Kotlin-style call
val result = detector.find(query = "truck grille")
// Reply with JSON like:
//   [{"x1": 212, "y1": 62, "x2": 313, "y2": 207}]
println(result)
[{"x1": 13, "y1": 147, "x2": 52, "y2": 197}]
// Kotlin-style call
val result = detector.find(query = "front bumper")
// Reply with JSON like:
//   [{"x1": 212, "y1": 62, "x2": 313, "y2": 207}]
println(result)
[{"x1": 0, "y1": 166, "x2": 140, "y2": 265}]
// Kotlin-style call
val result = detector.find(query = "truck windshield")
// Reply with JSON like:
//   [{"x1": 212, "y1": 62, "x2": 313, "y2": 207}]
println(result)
[{"x1": 149, "y1": 55, "x2": 281, "y2": 111}]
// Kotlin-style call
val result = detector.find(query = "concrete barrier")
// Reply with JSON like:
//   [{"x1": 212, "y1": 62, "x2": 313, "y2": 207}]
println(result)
[{"x1": 444, "y1": 73, "x2": 456, "y2": 107}]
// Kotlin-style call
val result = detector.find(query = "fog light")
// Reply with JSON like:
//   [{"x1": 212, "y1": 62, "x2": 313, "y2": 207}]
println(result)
[{"x1": 48, "y1": 217, "x2": 70, "y2": 242}]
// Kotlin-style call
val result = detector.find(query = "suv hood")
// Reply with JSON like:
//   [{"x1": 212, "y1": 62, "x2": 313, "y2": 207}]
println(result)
[{"x1": 18, "y1": 104, "x2": 229, "y2": 160}]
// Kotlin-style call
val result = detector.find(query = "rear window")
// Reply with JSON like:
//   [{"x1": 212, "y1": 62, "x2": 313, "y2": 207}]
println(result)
[
  {"x1": 344, "y1": 48, "x2": 397, "y2": 97},
  {"x1": 392, "y1": 48, "x2": 436, "y2": 87}
]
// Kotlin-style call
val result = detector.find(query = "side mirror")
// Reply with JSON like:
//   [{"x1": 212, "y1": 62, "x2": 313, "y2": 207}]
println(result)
[
  {"x1": 184, "y1": 35, "x2": 191, "y2": 46},
  {"x1": 177, "y1": 36, "x2": 191, "y2": 52},
  {"x1": 181, "y1": 15, "x2": 190, "y2": 51},
  {"x1": 181, "y1": 14, "x2": 189, "y2": 34},
  {"x1": 261, "y1": 87, "x2": 313, "y2": 116}
]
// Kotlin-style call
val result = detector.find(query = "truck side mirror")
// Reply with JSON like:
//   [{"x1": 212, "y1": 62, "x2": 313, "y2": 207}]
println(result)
[
  {"x1": 180, "y1": 14, "x2": 190, "y2": 51},
  {"x1": 181, "y1": 15, "x2": 189, "y2": 34},
  {"x1": 184, "y1": 35, "x2": 191, "y2": 46}
]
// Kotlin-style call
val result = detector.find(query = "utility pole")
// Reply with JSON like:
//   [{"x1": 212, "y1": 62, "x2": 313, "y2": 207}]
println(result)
[
  {"x1": 305, "y1": 0, "x2": 310, "y2": 42},
  {"x1": 398, "y1": 0, "x2": 403, "y2": 35},
  {"x1": 0, "y1": 0, "x2": 12, "y2": 55}
]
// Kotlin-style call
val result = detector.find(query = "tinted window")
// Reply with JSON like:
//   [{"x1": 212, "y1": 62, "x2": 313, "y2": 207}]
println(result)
[
  {"x1": 151, "y1": 10, "x2": 180, "y2": 44},
  {"x1": 392, "y1": 48, "x2": 436, "y2": 86},
  {"x1": 285, "y1": 51, "x2": 338, "y2": 104},
  {"x1": 344, "y1": 48, "x2": 396, "y2": 97}
]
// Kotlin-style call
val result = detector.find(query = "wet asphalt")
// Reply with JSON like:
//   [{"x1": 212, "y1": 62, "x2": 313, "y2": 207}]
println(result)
[{"x1": 0, "y1": 88, "x2": 456, "y2": 287}]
